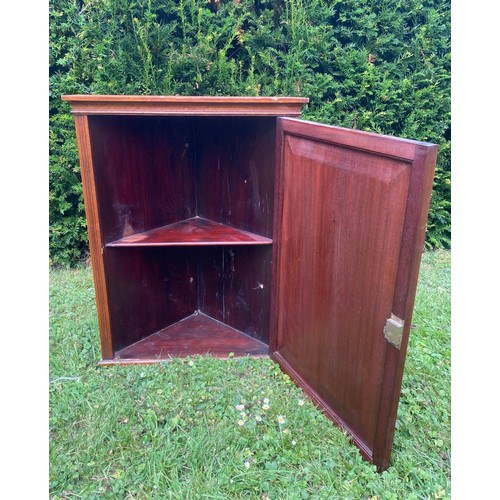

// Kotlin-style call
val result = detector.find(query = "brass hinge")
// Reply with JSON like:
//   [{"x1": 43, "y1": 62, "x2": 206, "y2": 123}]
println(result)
[{"x1": 384, "y1": 314, "x2": 405, "y2": 349}]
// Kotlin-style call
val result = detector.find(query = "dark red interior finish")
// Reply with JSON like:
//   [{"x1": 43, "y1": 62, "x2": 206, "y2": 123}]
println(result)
[
  {"x1": 85, "y1": 113, "x2": 278, "y2": 360},
  {"x1": 106, "y1": 217, "x2": 272, "y2": 247},
  {"x1": 113, "y1": 312, "x2": 268, "y2": 363},
  {"x1": 195, "y1": 117, "x2": 276, "y2": 238},
  {"x1": 104, "y1": 247, "x2": 198, "y2": 352},
  {"x1": 89, "y1": 115, "x2": 276, "y2": 244},
  {"x1": 88, "y1": 116, "x2": 196, "y2": 244},
  {"x1": 104, "y1": 245, "x2": 272, "y2": 355},
  {"x1": 271, "y1": 117, "x2": 437, "y2": 470},
  {"x1": 199, "y1": 246, "x2": 272, "y2": 344}
]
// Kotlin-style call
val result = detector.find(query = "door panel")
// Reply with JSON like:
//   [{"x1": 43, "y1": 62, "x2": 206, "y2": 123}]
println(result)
[{"x1": 271, "y1": 118, "x2": 437, "y2": 470}]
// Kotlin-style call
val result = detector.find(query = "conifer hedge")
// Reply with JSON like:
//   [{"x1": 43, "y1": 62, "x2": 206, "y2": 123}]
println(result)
[{"x1": 49, "y1": 0, "x2": 451, "y2": 265}]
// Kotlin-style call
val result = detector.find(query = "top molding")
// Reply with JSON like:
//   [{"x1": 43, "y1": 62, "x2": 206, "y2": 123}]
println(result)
[{"x1": 61, "y1": 95, "x2": 309, "y2": 117}]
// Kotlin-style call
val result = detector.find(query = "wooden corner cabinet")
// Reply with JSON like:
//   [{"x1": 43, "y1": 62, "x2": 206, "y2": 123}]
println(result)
[{"x1": 62, "y1": 95, "x2": 438, "y2": 470}]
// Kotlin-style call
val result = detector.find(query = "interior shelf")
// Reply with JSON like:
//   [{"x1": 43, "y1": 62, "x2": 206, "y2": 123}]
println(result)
[
  {"x1": 106, "y1": 216, "x2": 273, "y2": 247},
  {"x1": 112, "y1": 312, "x2": 269, "y2": 362}
]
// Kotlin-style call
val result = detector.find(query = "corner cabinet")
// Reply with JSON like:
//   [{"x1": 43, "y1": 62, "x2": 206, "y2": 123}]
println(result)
[{"x1": 62, "y1": 95, "x2": 438, "y2": 470}]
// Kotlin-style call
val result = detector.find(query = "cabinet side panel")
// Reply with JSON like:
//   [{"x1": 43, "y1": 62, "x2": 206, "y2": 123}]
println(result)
[
  {"x1": 88, "y1": 116, "x2": 196, "y2": 244},
  {"x1": 73, "y1": 115, "x2": 113, "y2": 359},
  {"x1": 196, "y1": 117, "x2": 276, "y2": 238}
]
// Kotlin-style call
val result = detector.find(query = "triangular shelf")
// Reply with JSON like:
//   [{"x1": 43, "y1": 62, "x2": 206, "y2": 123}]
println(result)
[{"x1": 106, "y1": 217, "x2": 272, "y2": 247}]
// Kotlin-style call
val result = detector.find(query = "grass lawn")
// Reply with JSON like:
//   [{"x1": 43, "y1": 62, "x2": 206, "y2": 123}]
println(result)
[{"x1": 49, "y1": 250, "x2": 450, "y2": 499}]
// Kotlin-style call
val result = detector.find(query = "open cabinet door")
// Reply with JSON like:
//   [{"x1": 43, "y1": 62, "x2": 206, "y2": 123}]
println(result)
[{"x1": 270, "y1": 117, "x2": 437, "y2": 470}]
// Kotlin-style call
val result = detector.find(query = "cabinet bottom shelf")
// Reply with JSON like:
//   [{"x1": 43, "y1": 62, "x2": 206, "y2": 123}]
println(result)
[{"x1": 100, "y1": 312, "x2": 269, "y2": 365}]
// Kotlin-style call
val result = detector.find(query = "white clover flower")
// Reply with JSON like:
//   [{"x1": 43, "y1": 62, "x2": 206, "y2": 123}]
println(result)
[
  {"x1": 298, "y1": 399, "x2": 305, "y2": 406},
  {"x1": 244, "y1": 461, "x2": 250, "y2": 469},
  {"x1": 255, "y1": 415, "x2": 262, "y2": 422},
  {"x1": 292, "y1": 440, "x2": 297, "y2": 446},
  {"x1": 235, "y1": 404, "x2": 245, "y2": 411}
]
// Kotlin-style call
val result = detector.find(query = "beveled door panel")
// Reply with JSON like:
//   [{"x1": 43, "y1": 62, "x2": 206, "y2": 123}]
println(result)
[{"x1": 271, "y1": 118, "x2": 437, "y2": 470}]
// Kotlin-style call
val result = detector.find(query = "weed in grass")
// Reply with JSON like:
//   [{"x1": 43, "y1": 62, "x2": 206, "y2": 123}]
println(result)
[{"x1": 49, "y1": 250, "x2": 450, "y2": 498}]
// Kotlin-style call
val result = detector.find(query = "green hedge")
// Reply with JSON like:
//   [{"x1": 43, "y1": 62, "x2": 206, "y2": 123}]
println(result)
[{"x1": 49, "y1": 0, "x2": 451, "y2": 265}]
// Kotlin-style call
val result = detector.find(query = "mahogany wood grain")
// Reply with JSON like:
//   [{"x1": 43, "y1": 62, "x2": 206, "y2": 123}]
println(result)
[
  {"x1": 272, "y1": 351, "x2": 374, "y2": 461},
  {"x1": 279, "y1": 117, "x2": 424, "y2": 161},
  {"x1": 88, "y1": 115, "x2": 196, "y2": 244},
  {"x1": 195, "y1": 117, "x2": 276, "y2": 238},
  {"x1": 73, "y1": 115, "x2": 114, "y2": 359},
  {"x1": 104, "y1": 247, "x2": 198, "y2": 352},
  {"x1": 271, "y1": 117, "x2": 437, "y2": 471},
  {"x1": 106, "y1": 216, "x2": 272, "y2": 247},
  {"x1": 114, "y1": 312, "x2": 268, "y2": 360},
  {"x1": 104, "y1": 244, "x2": 272, "y2": 355},
  {"x1": 371, "y1": 143, "x2": 438, "y2": 470},
  {"x1": 218, "y1": 246, "x2": 272, "y2": 344},
  {"x1": 79, "y1": 111, "x2": 282, "y2": 359},
  {"x1": 199, "y1": 246, "x2": 272, "y2": 344},
  {"x1": 62, "y1": 95, "x2": 309, "y2": 116}
]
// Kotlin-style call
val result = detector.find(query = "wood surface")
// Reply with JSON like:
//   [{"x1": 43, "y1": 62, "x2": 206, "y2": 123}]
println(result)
[
  {"x1": 106, "y1": 217, "x2": 273, "y2": 247},
  {"x1": 78, "y1": 111, "x2": 280, "y2": 359},
  {"x1": 73, "y1": 115, "x2": 114, "y2": 359},
  {"x1": 104, "y1": 247, "x2": 198, "y2": 352},
  {"x1": 114, "y1": 312, "x2": 268, "y2": 360},
  {"x1": 62, "y1": 95, "x2": 309, "y2": 116},
  {"x1": 199, "y1": 246, "x2": 272, "y2": 344},
  {"x1": 270, "y1": 117, "x2": 437, "y2": 470},
  {"x1": 88, "y1": 115, "x2": 276, "y2": 243},
  {"x1": 88, "y1": 115, "x2": 196, "y2": 244},
  {"x1": 371, "y1": 142, "x2": 438, "y2": 469},
  {"x1": 67, "y1": 95, "x2": 437, "y2": 471},
  {"x1": 195, "y1": 116, "x2": 276, "y2": 238},
  {"x1": 104, "y1": 245, "x2": 271, "y2": 353}
]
